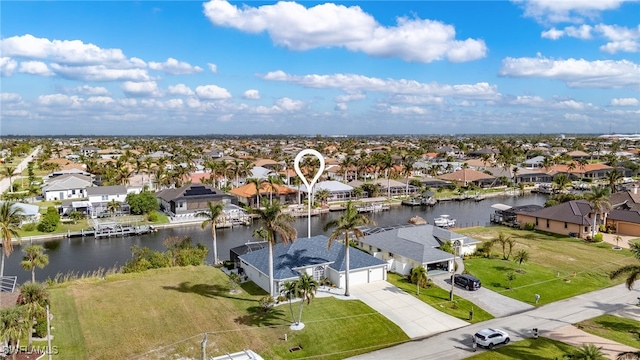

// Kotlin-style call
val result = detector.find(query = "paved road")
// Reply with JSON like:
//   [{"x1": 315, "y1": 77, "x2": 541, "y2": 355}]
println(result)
[
  {"x1": 0, "y1": 147, "x2": 40, "y2": 194},
  {"x1": 349, "y1": 284, "x2": 640, "y2": 360},
  {"x1": 350, "y1": 281, "x2": 469, "y2": 339},
  {"x1": 431, "y1": 273, "x2": 534, "y2": 318}
]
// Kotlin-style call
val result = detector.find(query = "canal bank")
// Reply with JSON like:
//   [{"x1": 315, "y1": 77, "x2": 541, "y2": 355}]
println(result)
[{"x1": 5, "y1": 193, "x2": 547, "y2": 284}]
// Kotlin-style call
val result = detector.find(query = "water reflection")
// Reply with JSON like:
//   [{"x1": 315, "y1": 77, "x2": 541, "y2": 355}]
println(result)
[{"x1": 6, "y1": 194, "x2": 547, "y2": 283}]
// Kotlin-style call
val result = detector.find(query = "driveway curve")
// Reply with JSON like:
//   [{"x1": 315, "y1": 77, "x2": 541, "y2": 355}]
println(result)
[
  {"x1": 431, "y1": 273, "x2": 534, "y2": 318},
  {"x1": 349, "y1": 281, "x2": 469, "y2": 339}
]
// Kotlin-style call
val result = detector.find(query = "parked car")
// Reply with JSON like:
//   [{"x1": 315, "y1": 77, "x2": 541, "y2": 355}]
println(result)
[
  {"x1": 454, "y1": 274, "x2": 481, "y2": 290},
  {"x1": 474, "y1": 328, "x2": 510, "y2": 349}
]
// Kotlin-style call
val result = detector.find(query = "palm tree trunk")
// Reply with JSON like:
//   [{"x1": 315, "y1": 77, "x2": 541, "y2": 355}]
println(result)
[
  {"x1": 288, "y1": 299, "x2": 295, "y2": 324},
  {"x1": 32, "y1": 268, "x2": 35, "y2": 283},
  {"x1": 297, "y1": 296, "x2": 305, "y2": 325},
  {"x1": 1, "y1": 253, "x2": 4, "y2": 278},
  {"x1": 268, "y1": 242, "x2": 274, "y2": 296},
  {"x1": 345, "y1": 240, "x2": 350, "y2": 296},
  {"x1": 212, "y1": 227, "x2": 218, "y2": 265}
]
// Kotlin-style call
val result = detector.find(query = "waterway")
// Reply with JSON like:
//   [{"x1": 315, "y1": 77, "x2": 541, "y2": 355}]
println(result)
[{"x1": 5, "y1": 194, "x2": 547, "y2": 284}]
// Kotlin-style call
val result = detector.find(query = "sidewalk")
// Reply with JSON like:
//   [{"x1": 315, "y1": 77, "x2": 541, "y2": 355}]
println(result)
[{"x1": 546, "y1": 324, "x2": 639, "y2": 359}]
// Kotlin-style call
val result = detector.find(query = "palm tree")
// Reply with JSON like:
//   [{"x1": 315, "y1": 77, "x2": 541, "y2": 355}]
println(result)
[
  {"x1": 605, "y1": 169, "x2": 623, "y2": 193},
  {"x1": 381, "y1": 151, "x2": 394, "y2": 199},
  {"x1": 410, "y1": 266, "x2": 428, "y2": 295},
  {"x1": 584, "y1": 186, "x2": 612, "y2": 239},
  {"x1": 617, "y1": 350, "x2": 640, "y2": 360},
  {"x1": 280, "y1": 280, "x2": 299, "y2": 324},
  {"x1": 251, "y1": 200, "x2": 297, "y2": 296},
  {"x1": 3, "y1": 166, "x2": 16, "y2": 193},
  {"x1": 19, "y1": 282, "x2": 49, "y2": 350},
  {"x1": 246, "y1": 178, "x2": 262, "y2": 207},
  {"x1": 107, "y1": 199, "x2": 121, "y2": 217},
  {"x1": 20, "y1": 245, "x2": 49, "y2": 283},
  {"x1": 196, "y1": 202, "x2": 225, "y2": 265},
  {"x1": 493, "y1": 232, "x2": 516, "y2": 260},
  {"x1": 315, "y1": 188, "x2": 331, "y2": 206},
  {"x1": 295, "y1": 273, "x2": 318, "y2": 326},
  {"x1": 552, "y1": 174, "x2": 572, "y2": 193},
  {"x1": 572, "y1": 343, "x2": 607, "y2": 360},
  {"x1": 514, "y1": 250, "x2": 530, "y2": 270},
  {"x1": 610, "y1": 242, "x2": 640, "y2": 290},
  {"x1": 323, "y1": 201, "x2": 376, "y2": 296},
  {"x1": 0, "y1": 306, "x2": 29, "y2": 359},
  {"x1": 0, "y1": 202, "x2": 23, "y2": 277},
  {"x1": 265, "y1": 175, "x2": 283, "y2": 204}
]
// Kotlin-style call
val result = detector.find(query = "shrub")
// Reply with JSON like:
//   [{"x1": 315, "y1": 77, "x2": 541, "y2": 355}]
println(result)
[
  {"x1": 37, "y1": 206, "x2": 60, "y2": 232},
  {"x1": 21, "y1": 223, "x2": 36, "y2": 232},
  {"x1": 593, "y1": 233, "x2": 603, "y2": 243},
  {"x1": 524, "y1": 222, "x2": 535, "y2": 231},
  {"x1": 147, "y1": 210, "x2": 160, "y2": 222},
  {"x1": 259, "y1": 295, "x2": 275, "y2": 313},
  {"x1": 34, "y1": 317, "x2": 48, "y2": 338}
]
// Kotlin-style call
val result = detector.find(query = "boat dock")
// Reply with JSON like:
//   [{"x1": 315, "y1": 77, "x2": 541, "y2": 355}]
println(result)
[{"x1": 66, "y1": 224, "x2": 156, "y2": 239}]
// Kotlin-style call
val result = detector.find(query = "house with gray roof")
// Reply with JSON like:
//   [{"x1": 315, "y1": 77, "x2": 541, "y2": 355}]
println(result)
[
  {"x1": 155, "y1": 184, "x2": 237, "y2": 220},
  {"x1": 239, "y1": 235, "x2": 387, "y2": 295},
  {"x1": 606, "y1": 209, "x2": 640, "y2": 236},
  {"x1": 354, "y1": 225, "x2": 480, "y2": 276},
  {"x1": 516, "y1": 200, "x2": 595, "y2": 238},
  {"x1": 298, "y1": 180, "x2": 354, "y2": 202},
  {"x1": 42, "y1": 174, "x2": 93, "y2": 201}
]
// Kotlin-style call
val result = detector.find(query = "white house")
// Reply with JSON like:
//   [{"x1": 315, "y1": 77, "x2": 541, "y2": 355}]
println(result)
[
  {"x1": 0, "y1": 202, "x2": 40, "y2": 226},
  {"x1": 239, "y1": 235, "x2": 387, "y2": 295},
  {"x1": 42, "y1": 174, "x2": 93, "y2": 201},
  {"x1": 85, "y1": 185, "x2": 136, "y2": 217},
  {"x1": 355, "y1": 224, "x2": 480, "y2": 276}
]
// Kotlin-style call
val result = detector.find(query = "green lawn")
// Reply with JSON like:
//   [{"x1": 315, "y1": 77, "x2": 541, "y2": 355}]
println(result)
[
  {"x1": 386, "y1": 273, "x2": 493, "y2": 323},
  {"x1": 467, "y1": 337, "x2": 577, "y2": 359},
  {"x1": 575, "y1": 315, "x2": 640, "y2": 349},
  {"x1": 458, "y1": 227, "x2": 638, "y2": 305},
  {"x1": 49, "y1": 266, "x2": 408, "y2": 360}
]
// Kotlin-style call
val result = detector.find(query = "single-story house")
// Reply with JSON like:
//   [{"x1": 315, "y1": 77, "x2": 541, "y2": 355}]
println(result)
[
  {"x1": 156, "y1": 184, "x2": 237, "y2": 219},
  {"x1": 0, "y1": 202, "x2": 40, "y2": 225},
  {"x1": 516, "y1": 200, "x2": 595, "y2": 238},
  {"x1": 230, "y1": 182, "x2": 297, "y2": 207},
  {"x1": 354, "y1": 224, "x2": 480, "y2": 276},
  {"x1": 238, "y1": 235, "x2": 387, "y2": 295},
  {"x1": 41, "y1": 174, "x2": 93, "y2": 201},
  {"x1": 298, "y1": 180, "x2": 354, "y2": 202},
  {"x1": 438, "y1": 169, "x2": 495, "y2": 188},
  {"x1": 606, "y1": 209, "x2": 640, "y2": 236},
  {"x1": 611, "y1": 188, "x2": 640, "y2": 212}
]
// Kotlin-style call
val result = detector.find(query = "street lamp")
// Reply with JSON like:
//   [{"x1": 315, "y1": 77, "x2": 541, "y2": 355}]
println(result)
[{"x1": 449, "y1": 239, "x2": 461, "y2": 301}]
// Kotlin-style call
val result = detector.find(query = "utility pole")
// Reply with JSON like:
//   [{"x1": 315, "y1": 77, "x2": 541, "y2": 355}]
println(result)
[{"x1": 46, "y1": 305, "x2": 52, "y2": 360}]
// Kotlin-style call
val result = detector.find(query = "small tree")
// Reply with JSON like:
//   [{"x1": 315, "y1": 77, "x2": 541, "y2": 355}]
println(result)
[
  {"x1": 494, "y1": 232, "x2": 516, "y2": 260},
  {"x1": 410, "y1": 266, "x2": 428, "y2": 295},
  {"x1": 19, "y1": 282, "x2": 49, "y2": 350},
  {"x1": 295, "y1": 274, "x2": 318, "y2": 328},
  {"x1": 0, "y1": 306, "x2": 29, "y2": 359},
  {"x1": 280, "y1": 280, "x2": 299, "y2": 324},
  {"x1": 572, "y1": 343, "x2": 606, "y2": 360},
  {"x1": 514, "y1": 250, "x2": 530, "y2": 270},
  {"x1": 20, "y1": 245, "x2": 49, "y2": 283},
  {"x1": 506, "y1": 271, "x2": 516, "y2": 289}
]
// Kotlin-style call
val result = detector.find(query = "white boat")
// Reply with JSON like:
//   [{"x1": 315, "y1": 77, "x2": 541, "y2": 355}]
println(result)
[{"x1": 434, "y1": 215, "x2": 456, "y2": 228}]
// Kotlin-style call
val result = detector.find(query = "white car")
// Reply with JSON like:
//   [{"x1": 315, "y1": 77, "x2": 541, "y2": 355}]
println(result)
[{"x1": 474, "y1": 328, "x2": 510, "y2": 349}]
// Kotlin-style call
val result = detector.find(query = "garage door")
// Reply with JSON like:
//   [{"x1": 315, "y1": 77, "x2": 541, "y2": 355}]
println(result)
[
  {"x1": 348, "y1": 270, "x2": 369, "y2": 285},
  {"x1": 618, "y1": 222, "x2": 640, "y2": 236},
  {"x1": 368, "y1": 268, "x2": 385, "y2": 282}
]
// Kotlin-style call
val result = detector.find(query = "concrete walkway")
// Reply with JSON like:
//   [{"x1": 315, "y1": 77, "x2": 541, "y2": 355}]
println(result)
[
  {"x1": 431, "y1": 273, "x2": 534, "y2": 318},
  {"x1": 546, "y1": 324, "x2": 639, "y2": 359},
  {"x1": 349, "y1": 281, "x2": 469, "y2": 339},
  {"x1": 602, "y1": 233, "x2": 638, "y2": 249}
]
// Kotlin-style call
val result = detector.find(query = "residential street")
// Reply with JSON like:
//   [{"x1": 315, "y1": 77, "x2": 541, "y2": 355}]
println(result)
[
  {"x1": 0, "y1": 147, "x2": 39, "y2": 194},
  {"x1": 349, "y1": 283, "x2": 640, "y2": 360}
]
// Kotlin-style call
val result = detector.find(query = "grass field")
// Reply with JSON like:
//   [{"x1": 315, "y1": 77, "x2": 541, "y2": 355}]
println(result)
[
  {"x1": 467, "y1": 337, "x2": 577, "y2": 359},
  {"x1": 49, "y1": 266, "x2": 409, "y2": 360},
  {"x1": 457, "y1": 227, "x2": 638, "y2": 305},
  {"x1": 575, "y1": 315, "x2": 640, "y2": 349},
  {"x1": 386, "y1": 273, "x2": 493, "y2": 323}
]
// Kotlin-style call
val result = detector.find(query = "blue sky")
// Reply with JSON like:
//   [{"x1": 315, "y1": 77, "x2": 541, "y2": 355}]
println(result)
[{"x1": 1, "y1": 0, "x2": 639, "y2": 136}]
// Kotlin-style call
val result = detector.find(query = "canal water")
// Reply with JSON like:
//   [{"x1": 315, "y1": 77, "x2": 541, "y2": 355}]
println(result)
[{"x1": 6, "y1": 194, "x2": 547, "y2": 283}]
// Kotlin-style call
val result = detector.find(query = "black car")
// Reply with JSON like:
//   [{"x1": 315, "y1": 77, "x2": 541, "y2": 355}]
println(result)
[{"x1": 454, "y1": 274, "x2": 481, "y2": 290}]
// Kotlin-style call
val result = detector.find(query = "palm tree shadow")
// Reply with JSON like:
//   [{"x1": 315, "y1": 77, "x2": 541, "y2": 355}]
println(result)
[
  {"x1": 162, "y1": 281, "x2": 254, "y2": 302},
  {"x1": 234, "y1": 306, "x2": 287, "y2": 327}
]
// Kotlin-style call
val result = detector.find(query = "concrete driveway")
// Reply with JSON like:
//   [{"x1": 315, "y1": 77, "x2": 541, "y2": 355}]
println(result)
[
  {"x1": 349, "y1": 281, "x2": 469, "y2": 339},
  {"x1": 431, "y1": 274, "x2": 534, "y2": 318}
]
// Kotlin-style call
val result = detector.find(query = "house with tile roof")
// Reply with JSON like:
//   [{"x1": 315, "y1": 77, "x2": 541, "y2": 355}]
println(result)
[
  {"x1": 41, "y1": 174, "x2": 93, "y2": 201},
  {"x1": 238, "y1": 235, "x2": 387, "y2": 295},
  {"x1": 229, "y1": 181, "x2": 297, "y2": 207},
  {"x1": 438, "y1": 169, "x2": 495, "y2": 187},
  {"x1": 354, "y1": 225, "x2": 480, "y2": 276},
  {"x1": 516, "y1": 200, "x2": 596, "y2": 238}
]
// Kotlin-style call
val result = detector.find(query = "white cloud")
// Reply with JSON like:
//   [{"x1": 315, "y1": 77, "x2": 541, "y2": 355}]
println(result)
[
  {"x1": 275, "y1": 97, "x2": 304, "y2": 111},
  {"x1": 38, "y1": 94, "x2": 83, "y2": 107},
  {"x1": 385, "y1": 105, "x2": 429, "y2": 115},
  {"x1": 261, "y1": 70, "x2": 500, "y2": 100},
  {"x1": 207, "y1": 63, "x2": 218, "y2": 74},
  {"x1": 50, "y1": 63, "x2": 152, "y2": 82},
  {"x1": 121, "y1": 81, "x2": 161, "y2": 97},
  {"x1": 334, "y1": 92, "x2": 366, "y2": 102},
  {"x1": 1, "y1": 34, "x2": 128, "y2": 65},
  {"x1": 563, "y1": 113, "x2": 590, "y2": 121},
  {"x1": 195, "y1": 85, "x2": 232, "y2": 100},
  {"x1": 541, "y1": 24, "x2": 639, "y2": 53},
  {"x1": 0, "y1": 93, "x2": 22, "y2": 103},
  {"x1": 168, "y1": 84, "x2": 195, "y2": 96},
  {"x1": 386, "y1": 95, "x2": 443, "y2": 105},
  {"x1": 242, "y1": 89, "x2": 260, "y2": 100},
  {"x1": 85, "y1": 96, "x2": 115, "y2": 106},
  {"x1": 0, "y1": 57, "x2": 17, "y2": 76},
  {"x1": 610, "y1": 97, "x2": 639, "y2": 106},
  {"x1": 335, "y1": 103, "x2": 348, "y2": 111},
  {"x1": 67, "y1": 85, "x2": 110, "y2": 95},
  {"x1": 148, "y1": 58, "x2": 203, "y2": 75},
  {"x1": 203, "y1": 0, "x2": 486, "y2": 63},
  {"x1": 19, "y1": 61, "x2": 54, "y2": 76},
  {"x1": 516, "y1": 0, "x2": 627, "y2": 24},
  {"x1": 499, "y1": 55, "x2": 639, "y2": 88}
]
